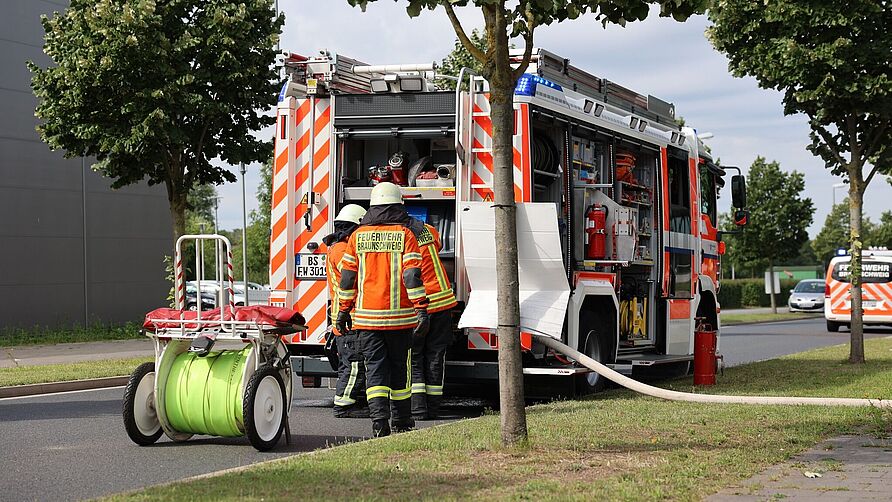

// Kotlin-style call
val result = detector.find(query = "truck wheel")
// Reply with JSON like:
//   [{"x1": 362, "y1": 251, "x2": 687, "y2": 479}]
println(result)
[
  {"x1": 123, "y1": 362, "x2": 163, "y2": 446},
  {"x1": 826, "y1": 320, "x2": 841, "y2": 332},
  {"x1": 244, "y1": 364, "x2": 287, "y2": 451},
  {"x1": 576, "y1": 329, "x2": 609, "y2": 394}
]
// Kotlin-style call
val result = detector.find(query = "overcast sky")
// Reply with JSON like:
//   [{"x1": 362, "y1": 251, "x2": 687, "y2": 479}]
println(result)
[{"x1": 214, "y1": 0, "x2": 892, "y2": 237}]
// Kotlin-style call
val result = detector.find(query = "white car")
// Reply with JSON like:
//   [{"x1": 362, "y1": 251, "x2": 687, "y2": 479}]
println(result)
[{"x1": 186, "y1": 280, "x2": 270, "y2": 306}]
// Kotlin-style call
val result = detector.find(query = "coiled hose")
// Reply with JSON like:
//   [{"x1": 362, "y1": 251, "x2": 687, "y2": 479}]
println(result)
[{"x1": 533, "y1": 333, "x2": 892, "y2": 408}]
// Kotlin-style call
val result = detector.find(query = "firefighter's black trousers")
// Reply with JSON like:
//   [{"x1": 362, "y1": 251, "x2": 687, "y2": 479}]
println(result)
[
  {"x1": 357, "y1": 329, "x2": 412, "y2": 423},
  {"x1": 333, "y1": 332, "x2": 366, "y2": 411},
  {"x1": 411, "y1": 309, "x2": 453, "y2": 417}
]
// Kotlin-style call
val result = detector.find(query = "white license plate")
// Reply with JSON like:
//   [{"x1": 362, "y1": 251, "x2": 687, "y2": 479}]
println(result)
[
  {"x1": 295, "y1": 253, "x2": 326, "y2": 280},
  {"x1": 863, "y1": 300, "x2": 878, "y2": 309}
]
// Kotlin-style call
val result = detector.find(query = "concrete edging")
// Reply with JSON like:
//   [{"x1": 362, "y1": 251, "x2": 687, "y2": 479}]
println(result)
[{"x1": 0, "y1": 376, "x2": 128, "y2": 398}]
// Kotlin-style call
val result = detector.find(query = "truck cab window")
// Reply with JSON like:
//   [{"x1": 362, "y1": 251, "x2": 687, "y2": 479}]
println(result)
[{"x1": 699, "y1": 165, "x2": 717, "y2": 226}]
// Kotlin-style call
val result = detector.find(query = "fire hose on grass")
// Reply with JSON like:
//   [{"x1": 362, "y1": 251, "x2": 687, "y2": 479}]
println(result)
[{"x1": 533, "y1": 334, "x2": 892, "y2": 409}]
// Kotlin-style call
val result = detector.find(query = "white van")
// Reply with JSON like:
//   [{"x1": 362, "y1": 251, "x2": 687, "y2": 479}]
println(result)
[{"x1": 825, "y1": 248, "x2": 892, "y2": 332}]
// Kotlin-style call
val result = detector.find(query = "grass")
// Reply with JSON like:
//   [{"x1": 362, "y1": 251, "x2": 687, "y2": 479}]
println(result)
[
  {"x1": 0, "y1": 322, "x2": 144, "y2": 347},
  {"x1": 722, "y1": 312, "x2": 816, "y2": 325},
  {"x1": 110, "y1": 337, "x2": 892, "y2": 502},
  {"x1": 0, "y1": 357, "x2": 151, "y2": 387}
]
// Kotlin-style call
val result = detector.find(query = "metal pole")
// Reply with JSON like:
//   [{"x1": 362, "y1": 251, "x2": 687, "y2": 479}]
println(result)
[
  {"x1": 81, "y1": 157, "x2": 88, "y2": 327},
  {"x1": 240, "y1": 162, "x2": 249, "y2": 305}
]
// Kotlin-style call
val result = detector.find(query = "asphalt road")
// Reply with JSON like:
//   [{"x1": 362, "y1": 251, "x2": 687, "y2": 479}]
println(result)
[
  {"x1": 719, "y1": 315, "x2": 891, "y2": 367},
  {"x1": 2, "y1": 315, "x2": 890, "y2": 501}
]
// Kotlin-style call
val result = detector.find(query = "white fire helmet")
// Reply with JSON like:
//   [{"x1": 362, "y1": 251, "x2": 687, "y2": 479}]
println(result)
[
  {"x1": 369, "y1": 182, "x2": 403, "y2": 206},
  {"x1": 334, "y1": 204, "x2": 366, "y2": 225}
]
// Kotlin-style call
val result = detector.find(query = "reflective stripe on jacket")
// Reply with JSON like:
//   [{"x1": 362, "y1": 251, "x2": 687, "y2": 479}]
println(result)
[
  {"x1": 327, "y1": 241, "x2": 347, "y2": 324},
  {"x1": 417, "y1": 224, "x2": 457, "y2": 314},
  {"x1": 338, "y1": 224, "x2": 429, "y2": 330}
]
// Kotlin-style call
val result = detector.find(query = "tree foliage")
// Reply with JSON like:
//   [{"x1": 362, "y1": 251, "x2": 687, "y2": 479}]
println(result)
[
  {"x1": 230, "y1": 159, "x2": 273, "y2": 284},
  {"x1": 813, "y1": 201, "x2": 892, "y2": 266},
  {"x1": 439, "y1": 29, "x2": 488, "y2": 88},
  {"x1": 726, "y1": 158, "x2": 814, "y2": 273},
  {"x1": 29, "y1": 0, "x2": 284, "y2": 240}
]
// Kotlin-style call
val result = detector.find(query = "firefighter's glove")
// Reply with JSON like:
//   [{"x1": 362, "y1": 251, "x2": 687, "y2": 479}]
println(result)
[
  {"x1": 336, "y1": 311, "x2": 352, "y2": 336},
  {"x1": 413, "y1": 310, "x2": 430, "y2": 338}
]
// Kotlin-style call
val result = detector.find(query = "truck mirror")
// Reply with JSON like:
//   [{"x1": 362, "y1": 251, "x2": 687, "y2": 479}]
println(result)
[
  {"x1": 731, "y1": 175, "x2": 747, "y2": 209},
  {"x1": 734, "y1": 209, "x2": 749, "y2": 227}
]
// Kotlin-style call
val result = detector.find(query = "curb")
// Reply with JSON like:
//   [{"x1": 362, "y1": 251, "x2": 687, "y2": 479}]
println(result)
[
  {"x1": 723, "y1": 316, "x2": 820, "y2": 327},
  {"x1": 0, "y1": 376, "x2": 128, "y2": 398}
]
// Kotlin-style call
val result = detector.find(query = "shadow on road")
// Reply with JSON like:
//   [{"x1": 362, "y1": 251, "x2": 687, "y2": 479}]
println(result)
[{"x1": 0, "y1": 398, "x2": 119, "y2": 422}]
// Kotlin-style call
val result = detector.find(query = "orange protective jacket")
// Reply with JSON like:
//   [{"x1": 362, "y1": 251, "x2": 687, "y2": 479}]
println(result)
[
  {"x1": 338, "y1": 224, "x2": 429, "y2": 330},
  {"x1": 326, "y1": 240, "x2": 348, "y2": 325},
  {"x1": 417, "y1": 224, "x2": 457, "y2": 314}
]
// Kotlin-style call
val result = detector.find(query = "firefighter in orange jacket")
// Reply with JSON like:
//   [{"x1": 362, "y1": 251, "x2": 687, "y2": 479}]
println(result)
[
  {"x1": 337, "y1": 182, "x2": 430, "y2": 437},
  {"x1": 324, "y1": 204, "x2": 368, "y2": 419},
  {"x1": 411, "y1": 223, "x2": 458, "y2": 420}
]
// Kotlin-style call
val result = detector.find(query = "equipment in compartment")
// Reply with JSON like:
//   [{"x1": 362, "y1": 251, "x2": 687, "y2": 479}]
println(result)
[
  {"x1": 615, "y1": 151, "x2": 638, "y2": 185},
  {"x1": 571, "y1": 136, "x2": 600, "y2": 185},
  {"x1": 387, "y1": 151, "x2": 410, "y2": 185},
  {"x1": 620, "y1": 277, "x2": 649, "y2": 340},
  {"x1": 584, "y1": 204, "x2": 608, "y2": 260}
]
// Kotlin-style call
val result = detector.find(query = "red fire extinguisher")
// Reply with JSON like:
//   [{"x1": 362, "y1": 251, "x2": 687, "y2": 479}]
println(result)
[{"x1": 585, "y1": 204, "x2": 608, "y2": 260}]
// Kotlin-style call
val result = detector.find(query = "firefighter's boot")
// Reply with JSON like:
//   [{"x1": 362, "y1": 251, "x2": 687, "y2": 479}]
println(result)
[
  {"x1": 391, "y1": 417, "x2": 415, "y2": 433},
  {"x1": 411, "y1": 393, "x2": 429, "y2": 421},
  {"x1": 372, "y1": 419, "x2": 391, "y2": 438}
]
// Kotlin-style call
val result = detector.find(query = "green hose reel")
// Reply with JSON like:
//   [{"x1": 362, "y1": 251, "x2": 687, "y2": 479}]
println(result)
[{"x1": 164, "y1": 347, "x2": 252, "y2": 437}]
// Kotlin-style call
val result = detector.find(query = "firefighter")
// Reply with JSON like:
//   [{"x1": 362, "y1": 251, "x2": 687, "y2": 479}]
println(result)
[
  {"x1": 323, "y1": 204, "x2": 368, "y2": 419},
  {"x1": 337, "y1": 182, "x2": 430, "y2": 437},
  {"x1": 411, "y1": 222, "x2": 457, "y2": 420}
]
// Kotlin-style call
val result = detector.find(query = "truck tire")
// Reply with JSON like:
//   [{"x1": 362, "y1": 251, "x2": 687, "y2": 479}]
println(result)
[
  {"x1": 826, "y1": 320, "x2": 841, "y2": 332},
  {"x1": 576, "y1": 329, "x2": 610, "y2": 394}
]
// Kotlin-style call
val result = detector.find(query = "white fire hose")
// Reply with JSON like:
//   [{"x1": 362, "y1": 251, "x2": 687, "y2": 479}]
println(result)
[{"x1": 534, "y1": 334, "x2": 892, "y2": 408}]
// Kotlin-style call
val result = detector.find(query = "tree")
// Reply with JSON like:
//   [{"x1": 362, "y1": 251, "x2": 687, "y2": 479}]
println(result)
[
  {"x1": 812, "y1": 199, "x2": 886, "y2": 267},
  {"x1": 708, "y1": 1, "x2": 892, "y2": 363},
  {"x1": 349, "y1": 0, "x2": 705, "y2": 446},
  {"x1": 29, "y1": 0, "x2": 284, "y2": 242},
  {"x1": 727, "y1": 158, "x2": 814, "y2": 313},
  {"x1": 872, "y1": 212, "x2": 892, "y2": 250}
]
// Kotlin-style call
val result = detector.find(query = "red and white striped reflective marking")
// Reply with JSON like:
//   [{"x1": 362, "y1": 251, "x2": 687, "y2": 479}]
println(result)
[
  {"x1": 268, "y1": 97, "x2": 333, "y2": 345},
  {"x1": 291, "y1": 98, "x2": 332, "y2": 345},
  {"x1": 828, "y1": 280, "x2": 892, "y2": 315},
  {"x1": 469, "y1": 95, "x2": 530, "y2": 202},
  {"x1": 467, "y1": 330, "x2": 533, "y2": 351}
]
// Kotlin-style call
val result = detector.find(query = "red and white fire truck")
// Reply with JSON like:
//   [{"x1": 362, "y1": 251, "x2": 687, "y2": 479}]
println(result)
[{"x1": 268, "y1": 48, "x2": 747, "y2": 394}]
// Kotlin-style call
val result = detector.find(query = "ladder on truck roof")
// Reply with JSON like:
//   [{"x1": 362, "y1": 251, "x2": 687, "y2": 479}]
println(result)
[
  {"x1": 279, "y1": 51, "x2": 378, "y2": 96},
  {"x1": 517, "y1": 48, "x2": 677, "y2": 126}
]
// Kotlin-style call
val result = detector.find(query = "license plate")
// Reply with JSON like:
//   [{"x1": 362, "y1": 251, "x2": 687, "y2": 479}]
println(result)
[
  {"x1": 295, "y1": 253, "x2": 326, "y2": 280},
  {"x1": 863, "y1": 300, "x2": 878, "y2": 309}
]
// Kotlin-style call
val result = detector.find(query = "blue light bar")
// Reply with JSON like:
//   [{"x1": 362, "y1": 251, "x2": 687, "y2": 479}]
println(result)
[
  {"x1": 514, "y1": 73, "x2": 563, "y2": 96},
  {"x1": 836, "y1": 247, "x2": 848, "y2": 256},
  {"x1": 277, "y1": 80, "x2": 288, "y2": 102}
]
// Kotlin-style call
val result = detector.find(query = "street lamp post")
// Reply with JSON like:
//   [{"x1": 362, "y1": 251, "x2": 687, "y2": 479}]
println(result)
[
  {"x1": 240, "y1": 162, "x2": 249, "y2": 305},
  {"x1": 832, "y1": 182, "x2": 846, "y2": 206}
]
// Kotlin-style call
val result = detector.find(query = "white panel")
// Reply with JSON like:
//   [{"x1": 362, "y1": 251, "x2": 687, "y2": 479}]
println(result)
[{"x1": 458, "y1": 202, "x2": 570, "y2": 338}]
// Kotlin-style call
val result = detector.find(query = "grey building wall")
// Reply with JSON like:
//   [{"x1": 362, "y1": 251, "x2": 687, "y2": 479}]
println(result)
[{"x1": 0, "y1": 0, "x2": 172, "y2": 328}]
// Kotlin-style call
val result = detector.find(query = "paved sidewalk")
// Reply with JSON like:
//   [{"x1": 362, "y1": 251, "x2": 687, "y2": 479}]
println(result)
[
  {"x1": 0, "y1": 338, "x2": 153, "y2": 369},
  {"x1": 710, "y1": 434, "x2": 892, "y2": 501}
]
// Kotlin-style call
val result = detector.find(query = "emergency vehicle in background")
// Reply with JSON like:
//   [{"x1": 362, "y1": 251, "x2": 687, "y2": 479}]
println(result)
[
  {"x1": 269, "y1": 48, "x2": 748, "y2": 394},
  {"x1": 825, "y1": 248, "x2": 892, "y2": 332}
]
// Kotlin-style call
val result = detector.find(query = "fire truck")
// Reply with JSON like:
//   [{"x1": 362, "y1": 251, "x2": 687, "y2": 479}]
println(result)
[{"x1": 268, "y1": 48, "x2": 747, "y2": 394}]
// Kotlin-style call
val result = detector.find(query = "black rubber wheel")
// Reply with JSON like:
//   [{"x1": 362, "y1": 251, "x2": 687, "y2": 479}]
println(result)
[
  {"x1": 827, "y1": 320, "x2": 841, "y2": 332},
  {"x1": 123, "y1": 362, "x2": 164, "y2": 446},
  {"x1": 576, "y1": 329, "x2": 609, "y2": 395},
  {"x1": 243, "y1": 364, "x2": 287, "y2": 452}
]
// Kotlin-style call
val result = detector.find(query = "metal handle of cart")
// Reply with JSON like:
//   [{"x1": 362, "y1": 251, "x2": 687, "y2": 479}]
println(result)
[{"x1": 173, "y1": 234, "x2": 237, "y2": 329}]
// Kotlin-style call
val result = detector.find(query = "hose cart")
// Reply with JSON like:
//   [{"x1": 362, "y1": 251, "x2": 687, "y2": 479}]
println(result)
[{"x1": 122, "y1": 235, "x2": 306, "y2": 451}]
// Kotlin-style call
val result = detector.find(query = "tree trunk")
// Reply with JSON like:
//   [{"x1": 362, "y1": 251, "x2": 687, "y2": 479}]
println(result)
[
  {"x1": 169, "y1": 187, "x2": 188, "y2": 243},
  {"x1": 484, "y1": 4, "x2": 527, "y2": 447},
  {"x1": 768, "y1": 258, "x2": 777, "y2": 314},
  {"x1": 848, "y1": 169, "x2": 865, "y2": 364}
]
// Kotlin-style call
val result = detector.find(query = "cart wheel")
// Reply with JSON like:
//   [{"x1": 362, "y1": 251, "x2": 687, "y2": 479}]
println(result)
[
  {"x1": 243, "y1": 365, "x2": 286, "y2": 451},
  {"x1": 123, "y1": 362, "x2": 163, "y2": 446}
]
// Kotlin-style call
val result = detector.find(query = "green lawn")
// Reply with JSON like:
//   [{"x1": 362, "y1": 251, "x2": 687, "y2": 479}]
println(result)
[
  {"x1": 0, "y1": 357, "x2": 151, "y2": 387},
  {"x1": 0, "y1": 322, "x2": 144, "y2": 347},
  {"x1": 112, "y1": 337, "x2": 892, "y2": 501},
  {"x1": 721, "y1": 312, "x2": 815, "y2": 325}
]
